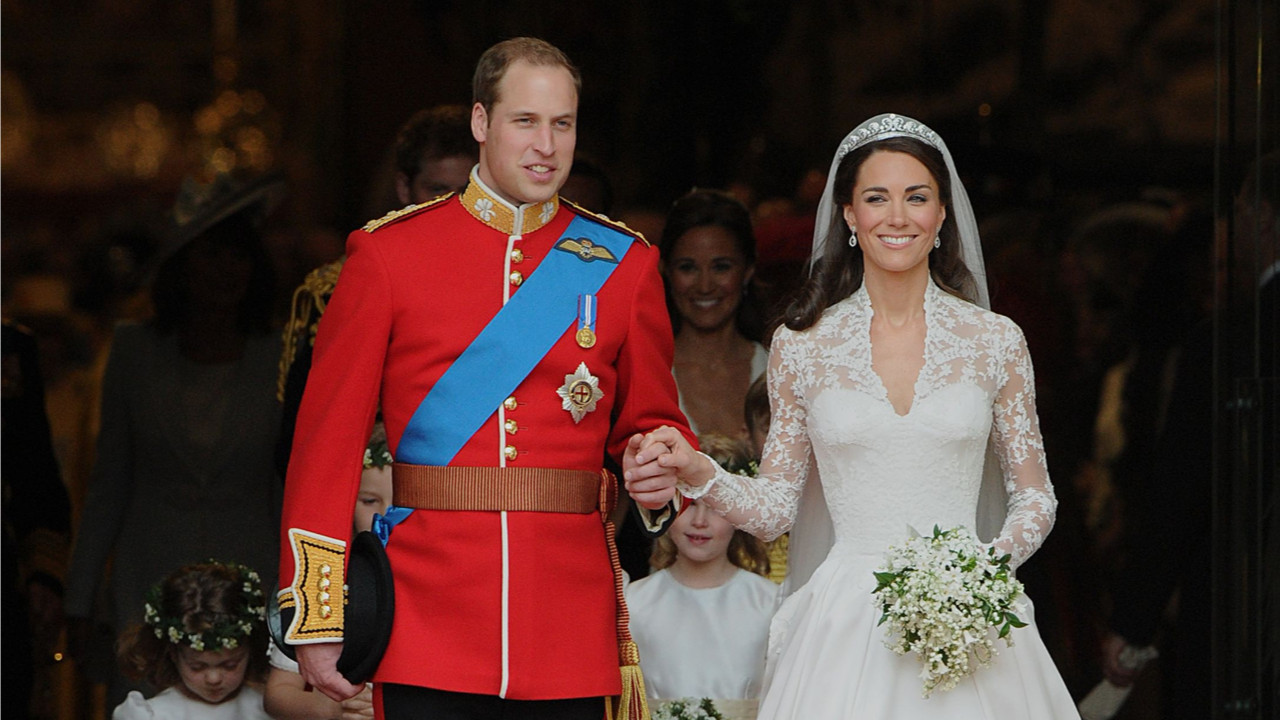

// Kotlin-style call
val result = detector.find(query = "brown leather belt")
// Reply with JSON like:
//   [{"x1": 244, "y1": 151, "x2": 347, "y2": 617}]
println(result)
[{"x1": 391, "y1": 464, "x2": 603, "y2": 514}]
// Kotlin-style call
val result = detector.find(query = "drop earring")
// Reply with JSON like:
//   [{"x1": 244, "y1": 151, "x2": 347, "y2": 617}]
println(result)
[
  {"x1": 933, "y1": 234, "x2": 941, "y2": 249},
  {"x1": 848, "y1": 227, "x2": 858, "y2": 248}
]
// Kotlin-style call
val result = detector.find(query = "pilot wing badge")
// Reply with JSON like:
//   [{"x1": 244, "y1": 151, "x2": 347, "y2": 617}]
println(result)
[{"x1": 554, "y1": 237, "x2": 619, "y2": 264}]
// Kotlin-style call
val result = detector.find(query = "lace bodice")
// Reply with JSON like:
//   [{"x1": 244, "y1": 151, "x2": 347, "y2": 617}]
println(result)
[{"x1": 693, "y1": 281, "x2": 1056, "y2": 569}]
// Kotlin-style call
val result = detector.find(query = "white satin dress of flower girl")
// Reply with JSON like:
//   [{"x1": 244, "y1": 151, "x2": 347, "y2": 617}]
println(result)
[{"x1": 696, "y1": 282, "x2": 1080, "y2": 719}]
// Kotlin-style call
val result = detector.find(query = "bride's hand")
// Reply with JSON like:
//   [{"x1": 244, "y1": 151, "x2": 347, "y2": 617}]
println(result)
[
  {"x1": 623, "y1": 426, "x2": 714, "y2": 508},
  {"x1": 622, "y1": 431, "x2": 675, "y2": 509}
]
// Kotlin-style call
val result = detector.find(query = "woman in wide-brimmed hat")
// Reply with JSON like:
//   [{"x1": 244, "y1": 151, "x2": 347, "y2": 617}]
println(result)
[{"x1": 65, "y1": 172, "x2": 287, "y2": 707}]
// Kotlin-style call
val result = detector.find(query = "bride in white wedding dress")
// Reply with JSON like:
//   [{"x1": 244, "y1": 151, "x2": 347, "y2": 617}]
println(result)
[{"x1": 625, "y1": 114, "x2": 1080, "y2": 719}]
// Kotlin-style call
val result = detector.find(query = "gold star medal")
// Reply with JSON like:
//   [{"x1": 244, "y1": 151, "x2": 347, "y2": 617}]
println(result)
[
  {"x1": 576, "y1": 293, "x2": 597, "y2": 349},
  {"x1": 557, "y1": 362, "x2": 604, "y2": 423}
]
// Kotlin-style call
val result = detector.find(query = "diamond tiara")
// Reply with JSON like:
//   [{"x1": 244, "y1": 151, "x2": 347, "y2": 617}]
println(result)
[{"x1": 836, "y1": 114, "x2": 942, "y2": 161}]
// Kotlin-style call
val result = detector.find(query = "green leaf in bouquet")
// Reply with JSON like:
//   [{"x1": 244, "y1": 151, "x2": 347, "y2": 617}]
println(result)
[
  {"x1": 873, "y1": 571, "x2": 898, "y2": 591},
  {"x1": 698, "y1": 697, "x2": 724, "y2": 718}
]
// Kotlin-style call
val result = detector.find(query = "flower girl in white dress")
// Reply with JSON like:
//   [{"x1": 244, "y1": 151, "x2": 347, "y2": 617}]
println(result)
[
  {"x1": 113, "y1": 561, "x2": 272, "y2": 720},
  {"x1": 625, "y1": 114, "x2": 1080, "y2": 719},
  {"x1": 627, "y1": 434, "x2": 778, "y2": 720}
]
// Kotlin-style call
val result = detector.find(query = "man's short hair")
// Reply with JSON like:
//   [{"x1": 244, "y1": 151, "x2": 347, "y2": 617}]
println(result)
[
  {"x1": 394, "y1": 105, "x2": 476, "y2": 182},
  {"x1": 472, "y1": 37, "x2": 581, "y2": 117}
]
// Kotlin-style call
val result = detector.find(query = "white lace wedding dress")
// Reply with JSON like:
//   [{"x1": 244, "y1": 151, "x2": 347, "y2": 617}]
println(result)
[{"x1": 691, "y1": 281, "x2": 1079, "y2": 719}]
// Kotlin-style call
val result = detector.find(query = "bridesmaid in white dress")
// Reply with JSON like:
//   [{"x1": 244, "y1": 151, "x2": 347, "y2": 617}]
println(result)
[
  {"x1": 625, "y1": 114, "x2": 1080, "y2": 719},
  {"x1": 627, "y1": 435, "x2": 778, "y2": 720}
]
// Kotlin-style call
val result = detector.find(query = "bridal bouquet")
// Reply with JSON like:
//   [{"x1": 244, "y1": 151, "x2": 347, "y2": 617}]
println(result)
[
  {"x1": 651, "y1": 697, "x2": 726, "y2": 720},
  {"x1": 872, "y1": 525, "x2": 1026, "y2": 697}
]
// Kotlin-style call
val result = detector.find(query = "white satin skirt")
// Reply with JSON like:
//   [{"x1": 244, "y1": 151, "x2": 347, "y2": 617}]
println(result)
[{"x1": 759, "y1": 548, "x2": 1080, "y2": 720}]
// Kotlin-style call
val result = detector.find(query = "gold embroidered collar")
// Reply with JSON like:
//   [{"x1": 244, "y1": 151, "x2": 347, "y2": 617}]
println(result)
[{"x1": 461, "y1": 170, "x2": 560, "y2": 236}]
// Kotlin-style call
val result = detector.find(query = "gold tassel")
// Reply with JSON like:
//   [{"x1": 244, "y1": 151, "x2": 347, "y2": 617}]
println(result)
[
  {"x1": 600, "y1": 469, "x2": 652, "y2": 720},
  {"x1": 614, "y1": 641, "x2": 651, "y2": 720}
]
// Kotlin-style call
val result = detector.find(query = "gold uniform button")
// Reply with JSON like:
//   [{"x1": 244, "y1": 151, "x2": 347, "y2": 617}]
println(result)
[
  {"x1": 504, "y1": 419, "x2": 518, "y2": 435},
  {"x1": 504, "y1": 445, "x2": 518, "y2": 461},
  {"x1": 320, "y1": 605, "x2": 332, "y2": 619},
  {"x1": 510, "y1": 248, "x2": 524, "y2": 264},
  {"x1": 503, "y1": 396, "x2": 518, "y2": 411},
  {"x1": 509, "y1": 271, "x2": 524, "y2": 286}
]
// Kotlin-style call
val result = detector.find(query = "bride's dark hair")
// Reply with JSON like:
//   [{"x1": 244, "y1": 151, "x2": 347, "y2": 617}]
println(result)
[{"x1": 780, "y1": 136, "x2": 977, "y2": 332}]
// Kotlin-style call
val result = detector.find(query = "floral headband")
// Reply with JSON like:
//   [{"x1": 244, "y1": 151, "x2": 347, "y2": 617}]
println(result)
[
  {"x1": 363, "y1": 437, "x2": 394, "y2": 469},
  {"x1": 143, "y1": 562, "x2": 266, "y2": 652}
]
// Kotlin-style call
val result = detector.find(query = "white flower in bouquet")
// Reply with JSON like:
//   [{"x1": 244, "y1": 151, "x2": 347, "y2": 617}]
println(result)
[
  {"x1": 652, "y1": 697, "x2": 727, "y2": 720},
  {"x1": 872, "y1": 525, "x2": 1027, "y2": 697}
]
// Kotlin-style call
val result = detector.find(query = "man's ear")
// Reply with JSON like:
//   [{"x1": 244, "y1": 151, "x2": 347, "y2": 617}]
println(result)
[{"x1": 471, "y1": 102, "x2": 488, "y2": 144}]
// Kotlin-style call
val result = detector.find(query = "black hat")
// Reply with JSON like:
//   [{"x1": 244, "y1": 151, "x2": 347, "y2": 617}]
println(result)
[
  {"x1": 337, "y1": 531, "x2": 396, "y2": 683},
  {"x1": 267, "y1": 530, "x2": 395, "y2": 685},
  {"x1": 160, "y1": 171, "x2": 287, "y2": 261}
]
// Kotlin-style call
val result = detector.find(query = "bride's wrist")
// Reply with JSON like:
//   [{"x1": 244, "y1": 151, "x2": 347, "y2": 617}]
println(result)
[{"x1": 676, "y1": 452, "x2": 721, "y2": 499}]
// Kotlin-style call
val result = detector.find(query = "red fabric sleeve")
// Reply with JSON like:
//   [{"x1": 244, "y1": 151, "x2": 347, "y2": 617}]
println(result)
[
  {"x1": 605, "y1": 243, "x2": 698, "y2": 461},
  {"x1": 278, "y1": 230, "x2": 391, "y2": 591}
]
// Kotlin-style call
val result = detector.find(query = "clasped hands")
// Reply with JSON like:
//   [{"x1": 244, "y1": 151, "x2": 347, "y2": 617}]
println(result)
[{"x1": 622, "y1": 425, "x2": 714, "y2": 508}]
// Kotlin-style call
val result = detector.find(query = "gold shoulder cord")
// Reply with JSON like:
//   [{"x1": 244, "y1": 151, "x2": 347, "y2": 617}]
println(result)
[
  {"x1": 277, "y1": 259, "x2": 345, "y2": 402},
  {"x1": 362, "y1": 193, "x2": 453, "y2": 233},
  {"x1": 560, "y1": 199, "x2": 650, "y2": 247}
]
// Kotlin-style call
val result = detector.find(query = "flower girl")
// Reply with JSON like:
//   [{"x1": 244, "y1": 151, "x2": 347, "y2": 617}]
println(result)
[
  {"x1": 627, "y1": 434, "x2": 778, "y2": 720},
  {"x1": 114, "y1": 560, "x2": 271, "y2": 719}
]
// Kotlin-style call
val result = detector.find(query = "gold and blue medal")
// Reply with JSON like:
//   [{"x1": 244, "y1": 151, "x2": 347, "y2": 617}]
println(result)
[{"x1": 576, "y1": 293, "x2": 597, "y2": 348}]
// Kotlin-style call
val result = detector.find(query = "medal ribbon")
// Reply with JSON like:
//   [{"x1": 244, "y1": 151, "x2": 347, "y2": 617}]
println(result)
[{"x1": 578, "y1": 293, "x2": 597, "y2": 342}]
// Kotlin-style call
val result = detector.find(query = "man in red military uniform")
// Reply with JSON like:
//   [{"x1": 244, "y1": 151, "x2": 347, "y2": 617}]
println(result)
[{"x1": 278, "y1": 37, "x2": 692, "y2": 719}]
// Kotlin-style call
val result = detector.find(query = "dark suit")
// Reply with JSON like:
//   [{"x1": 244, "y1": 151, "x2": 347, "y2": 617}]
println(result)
[{"x1": 1109, "y1": 271, "x2": 1277, "y2": 719}]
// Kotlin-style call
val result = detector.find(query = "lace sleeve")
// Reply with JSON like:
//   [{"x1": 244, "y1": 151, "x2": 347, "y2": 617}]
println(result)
[
  {"x1": 989, "y1": 321, "x2": 1057, "y2": 569},
  {"x1": 690, "y1": 328, "x2": 813, "y2": 541}
]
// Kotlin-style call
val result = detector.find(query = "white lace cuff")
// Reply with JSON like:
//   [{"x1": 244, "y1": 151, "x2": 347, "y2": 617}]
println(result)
[{"x1": 676, "y1": 452, "x2": 721, "y2": 499}]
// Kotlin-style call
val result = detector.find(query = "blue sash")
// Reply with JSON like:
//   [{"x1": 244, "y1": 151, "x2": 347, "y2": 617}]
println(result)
[{"x1": 397, "y1": 214, "x2": 633, "y2": 466}]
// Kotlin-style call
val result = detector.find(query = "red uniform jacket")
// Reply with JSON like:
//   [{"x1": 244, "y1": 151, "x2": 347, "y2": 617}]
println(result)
[{"x1": 279, "y1": 175, "x2": 693, "y2": 700}]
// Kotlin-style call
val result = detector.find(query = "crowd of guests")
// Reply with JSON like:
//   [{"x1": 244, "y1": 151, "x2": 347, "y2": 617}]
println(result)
[{"x1": 1, "y1": 88, "x2": 1248, "y2": 720}]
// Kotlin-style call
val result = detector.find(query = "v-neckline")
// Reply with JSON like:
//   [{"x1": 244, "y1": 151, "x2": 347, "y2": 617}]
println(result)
[{"x1": 863, "y1": 285, "x2": 932, "y2": 418}]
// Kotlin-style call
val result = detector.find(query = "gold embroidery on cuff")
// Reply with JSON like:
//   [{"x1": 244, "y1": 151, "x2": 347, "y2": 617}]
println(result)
[{"x1": 283, "y1": 528, "x2": 347, "y2": 643}]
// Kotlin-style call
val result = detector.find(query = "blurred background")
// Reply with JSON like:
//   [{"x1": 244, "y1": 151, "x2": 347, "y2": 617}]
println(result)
[{"x1": 1, "y1": 1, "x2": 1274, "y2": 719}]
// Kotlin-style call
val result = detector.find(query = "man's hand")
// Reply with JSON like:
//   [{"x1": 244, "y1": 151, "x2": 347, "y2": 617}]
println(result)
[
  {"x1": 1100, "y1": 633, "x2": 1141, "y2": 687},
  {"x1": 622, "y1": 432, "x2": 676, "y2": 508},
  {"x1": 623, "y1": 425, "x2": 714, "y2": 508},
  {"x1": 339, "y1": 684, "x2": 375, "y2": 719},
  {"x1": 295, "y1": 642, "x2": 361, "y2": 702}
]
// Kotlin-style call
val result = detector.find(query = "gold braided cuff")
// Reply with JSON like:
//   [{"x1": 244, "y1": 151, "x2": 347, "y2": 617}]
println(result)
[{"x1": 283, "y1": 528, "x2": 347, "y2": 643}]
